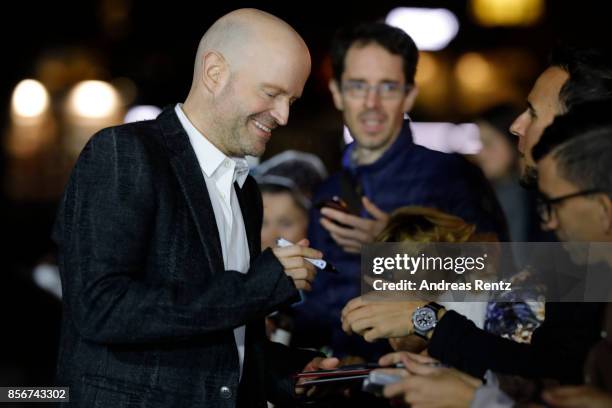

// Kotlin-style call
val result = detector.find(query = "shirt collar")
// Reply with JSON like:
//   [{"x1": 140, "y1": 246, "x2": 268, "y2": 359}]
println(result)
[{"x1": 175, "y1": 103, "x2": 248, "y2": 188}]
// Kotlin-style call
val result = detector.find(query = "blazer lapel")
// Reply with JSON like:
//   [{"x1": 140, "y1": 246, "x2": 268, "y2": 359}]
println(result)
[
  {"x1": 234, "y1": 181, "x2": 259, "y2": 262},
  {"x1": 157, "y1": 107, "x2": 225, "y2": 273}
]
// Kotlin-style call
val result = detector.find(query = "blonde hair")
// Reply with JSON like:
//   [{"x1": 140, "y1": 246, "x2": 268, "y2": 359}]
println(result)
[
  {"x1": 377, "y1": 206, "x2": 480, "y2": 243},
  {"x1": 377, "y1": 206, "x2": 499, "y2": 293}
]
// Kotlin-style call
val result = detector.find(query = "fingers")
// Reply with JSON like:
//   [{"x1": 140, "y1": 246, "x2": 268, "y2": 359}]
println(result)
[
  {"x1": 292, "y1": 279, "x2": 312, "y2": 291},
  {"x1": 402, "y1": 352, "x2": 438, "y2": 365},
  {"x1": 295, "y1": 357, "x2": 341, "y2": 396},
  {"x1": 379, "y1": 351, "x2": 408, "y2": 367},
  {"x1": 284, "y1": 266, "x2": 316, "y2": 281},
  {"x1": 320, "y1": 217, "x2": 370, "y2": 242},
  {"x1": 285, "y1": 265, "x2": 316, "y2": 291},
  {"x1": 320, "y1": 207, "x2": 371, "y2": 231},
  {"x1": 317, "y1": 357, "x2": 340, "y2": 370},
  {"x1": 453, "y1": 369, "x2": 483, "y2": 387},
  {"x1": 271, "y1": 244, "x2": 319, "y2": 290},
  {"x1": 272, "y1": 244, "x2": 322, "y2": 260},
  {"x1": 364, "y1": 325, "x2": 391, "y2": 343},
  {"x1": 341, "y1": 302, "x2": 377, "y2": 333},
  {"x1": 296, "y1": 238, "x2": 309, "y2": 247},
  {"x1": 542, "y1": 386, "x2": 599, "y2": 408},
  {"x1": 320, "y1": 206, "x2": 384, "y2": 252},
  {"x1": 379, "y1": 351, "x2": 436, "y2": 367},
  {"x1": 362, "y1": 196, "x2": 389, "y2": 221},
  {"x1": 346, "y1": 315, "x2": 379, "y2": 337},
  {"x1": 341, "y1": 297, "x2": 366, "y2": 320},
  {"x1": 328, "y1": 232, "x2": 363, "y2": 254},
  {"x1": 383, "y1": 377, "x2": 414, "y2": 399},
  {"x1": 400, "y1": 356, "x2": 439, "y2": 376},
  {"x1": 543, "y1": 386, "x2": 587, "y2": 399}
]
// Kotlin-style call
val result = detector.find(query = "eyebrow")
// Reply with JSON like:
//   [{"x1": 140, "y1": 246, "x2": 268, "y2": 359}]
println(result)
[
  {"x1": 527, "y1": 101, "x2": 537, "y2": 117},
  {"x1": 344, "y1": 78, "x2": 401, "y2": 84}
]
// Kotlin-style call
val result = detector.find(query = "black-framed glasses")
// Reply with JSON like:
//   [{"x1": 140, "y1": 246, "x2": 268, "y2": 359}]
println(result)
[
  {"x1": 341, "y1": 80, "x2": 411, "y2": 99},
  {"x1": 536, "y1": 189, "x2": 607, "y2": 223}
]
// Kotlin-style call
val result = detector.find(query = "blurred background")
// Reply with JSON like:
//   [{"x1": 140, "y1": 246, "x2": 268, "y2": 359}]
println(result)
[{"x1": 1, "y1": 0, "x2": 609, "y2": 386}]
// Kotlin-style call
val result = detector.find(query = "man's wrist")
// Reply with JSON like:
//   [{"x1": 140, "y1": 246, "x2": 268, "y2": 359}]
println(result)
[
  {"x1": 424, "y1": 307, "x2": 446, "y2": 340},
  {"x1": 410, "y1": 302, "x2": 446, "y2": 341}
]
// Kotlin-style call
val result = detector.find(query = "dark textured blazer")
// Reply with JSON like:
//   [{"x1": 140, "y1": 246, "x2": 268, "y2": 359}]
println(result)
[{"x1": 52, "y1": 107, "x2": 318, "y2": 407}]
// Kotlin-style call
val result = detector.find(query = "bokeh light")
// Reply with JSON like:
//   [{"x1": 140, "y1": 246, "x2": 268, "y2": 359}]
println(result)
[{"x1": 11, "y1": 79, "x2": 50, "y2": 119}]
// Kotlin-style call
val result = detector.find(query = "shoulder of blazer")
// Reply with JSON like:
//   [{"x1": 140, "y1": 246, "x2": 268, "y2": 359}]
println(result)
[{"x1": 84, "y1": 118, "x2": 166, "y2": 158}]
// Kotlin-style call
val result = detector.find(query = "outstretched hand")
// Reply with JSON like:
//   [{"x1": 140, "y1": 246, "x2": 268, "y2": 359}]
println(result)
[{"x1": 320, "y1": 197, "x2": 389, "y2": 254}]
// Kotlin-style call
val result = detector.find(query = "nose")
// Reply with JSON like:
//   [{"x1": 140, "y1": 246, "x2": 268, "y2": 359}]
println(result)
[
  {"x1": 510, "y1": 111, "x2": 529, "y2": 154},
  {"x1": 363, "y1": 87, "x2": 382, "y2": 109},
  {"x1": 270, "y1": 99, "x2": 290, "y2": 127}
]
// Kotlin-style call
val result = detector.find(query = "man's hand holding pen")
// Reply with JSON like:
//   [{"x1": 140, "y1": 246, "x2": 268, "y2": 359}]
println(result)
[{"x1": 272, "y1": 238, "x2": 321, "y2": 291}]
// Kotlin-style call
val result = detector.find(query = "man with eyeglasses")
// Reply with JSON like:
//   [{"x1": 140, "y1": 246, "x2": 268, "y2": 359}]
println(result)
[
  {"x1": 291, "y1": 22, "x2": 506, "y2": 360},
  {"x1": 534, "y1": 101, "x2": 612, "y2": 247},
  {"x1": 340, "y1": 46, "x2": 611, "y2": 385},
  {"x1": 531, "y1": 99, "x2": 612, "y2": 408}
]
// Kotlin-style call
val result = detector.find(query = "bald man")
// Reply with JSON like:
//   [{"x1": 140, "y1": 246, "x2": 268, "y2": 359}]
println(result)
[{"x1": 53, "y1": 9, "x2": 337, "y2": 407}]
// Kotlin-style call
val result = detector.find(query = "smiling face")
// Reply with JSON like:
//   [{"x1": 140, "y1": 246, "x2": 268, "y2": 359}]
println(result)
[
  {"x1": 510, "y1": 67, "x2": 569, "y2": 187},
  {"x1": 213, "y1": 44, "x2": 311, "y2": 157},
  {"x1": 329, "y1": 43, "x2": 417, "y2": 164}
]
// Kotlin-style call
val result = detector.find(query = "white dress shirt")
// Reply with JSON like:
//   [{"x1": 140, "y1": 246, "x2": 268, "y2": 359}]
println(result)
[{"x1": 175, "y1": 104, "x2": 251, "y2": 378}]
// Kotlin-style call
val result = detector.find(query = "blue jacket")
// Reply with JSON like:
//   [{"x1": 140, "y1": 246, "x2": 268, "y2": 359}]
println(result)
[{"x1": 292, "y1": 121, "x2": 507, "y2": 359}]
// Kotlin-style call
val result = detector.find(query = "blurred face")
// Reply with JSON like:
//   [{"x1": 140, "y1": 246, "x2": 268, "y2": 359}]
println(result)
[
  {"x1": 261, "y1": 191, "x2": 308, "y2": 250},
  {"x1": 475, "y1": 121, "x2": 516, "y2": 181},
  {"x1": 510, "y1": 67, "x2": 569, "y2": 188},
  {"x1": 330, "y1": 43, "x2": 416, "y2": 164},
  {"x1": 214, "y1": 44, "x2": 311, "y2": 157},
  {"x1": 538, "y1": 154, "x2": 608, "y2": 242}
]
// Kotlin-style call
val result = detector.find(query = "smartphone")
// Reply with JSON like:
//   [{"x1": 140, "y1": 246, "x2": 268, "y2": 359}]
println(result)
[
  {"x1": 314, "y1": 196, "x2": 355, "y2": 228},
  {"x1": 295, "y1": 363, "x2": 380, "y2": 379},
  {"x1": 314, "y1": 196, "x2": 352, "y2": 214}
]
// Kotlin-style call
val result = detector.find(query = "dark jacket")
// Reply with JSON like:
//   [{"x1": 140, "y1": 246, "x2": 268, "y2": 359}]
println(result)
[
  {"x1": 430, "y1": 302, "x2": 605, "y2": 384},
  {"x1": 293, "y1": 121, "x2": 507, "y2": 359},
  {"x1": 52, "y1": 107, "x2": 317, "y2": 407}
]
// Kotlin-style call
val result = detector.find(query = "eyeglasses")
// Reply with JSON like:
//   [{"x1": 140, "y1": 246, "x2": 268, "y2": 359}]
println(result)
[
  {"x1": 536, "y1": 189, "x2": 607, "y2": 223},
  {"x1": 341, "y1": 80, "x2": 410, "y2": 100}
]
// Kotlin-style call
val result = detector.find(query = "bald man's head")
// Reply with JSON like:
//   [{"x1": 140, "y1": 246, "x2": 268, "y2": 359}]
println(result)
[
  {"x1": 193, "y1": 9, "x2": 309, "y2": 79},
  {"x1": 183, "y1": 8, "x2": 311, "y2": 157}
]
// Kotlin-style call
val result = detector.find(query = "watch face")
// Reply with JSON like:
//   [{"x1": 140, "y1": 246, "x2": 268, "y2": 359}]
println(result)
[{"x1": 413, "y1": 307, "x2": 437, "y2": 332}]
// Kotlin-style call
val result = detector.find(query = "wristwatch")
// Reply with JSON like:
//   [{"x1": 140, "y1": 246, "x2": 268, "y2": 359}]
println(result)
[{"x1": 411, "y1": 302, "x2": 444, "y2": 340}]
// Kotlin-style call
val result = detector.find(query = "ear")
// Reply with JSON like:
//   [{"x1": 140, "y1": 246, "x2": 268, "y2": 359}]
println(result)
[
  {"x1": 402, "y1": 85, "x2": 419, "y2": 113},
  {"x1": 329, "y1": 80, "x2": 344, "y2": 111},
  {"x1": 200, "y1": 51, "x2": 228, "y2": 94},
  {"x1": 597, "y1": 194, "x2": 612, "y2": 234}
]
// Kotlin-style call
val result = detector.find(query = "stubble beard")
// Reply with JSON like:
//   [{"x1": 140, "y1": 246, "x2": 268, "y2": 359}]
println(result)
[{"x1": 519, "y1": 164, "x2": 539, "y2": 190}]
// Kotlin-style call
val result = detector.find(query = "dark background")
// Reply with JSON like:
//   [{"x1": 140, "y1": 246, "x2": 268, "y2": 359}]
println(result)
[{"x1": 0, "y1": 0, "x2": 610, "y2": 387}]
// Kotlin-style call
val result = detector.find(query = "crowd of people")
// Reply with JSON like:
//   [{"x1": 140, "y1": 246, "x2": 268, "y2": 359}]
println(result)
[{"x1": 46, "y1": 8, "x2": 612, "y2": 408}]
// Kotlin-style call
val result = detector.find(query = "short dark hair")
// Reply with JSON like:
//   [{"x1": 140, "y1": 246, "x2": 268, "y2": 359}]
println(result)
[
  {"x1": 330, "y1": 22, "x2": 419, "y2": 85},
  {"x1": 550, "y1": 45, "x2": 612, "y2": 111},
  {"x1": 533, "y1": 100, "x2": 612, "y2": 193}
]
